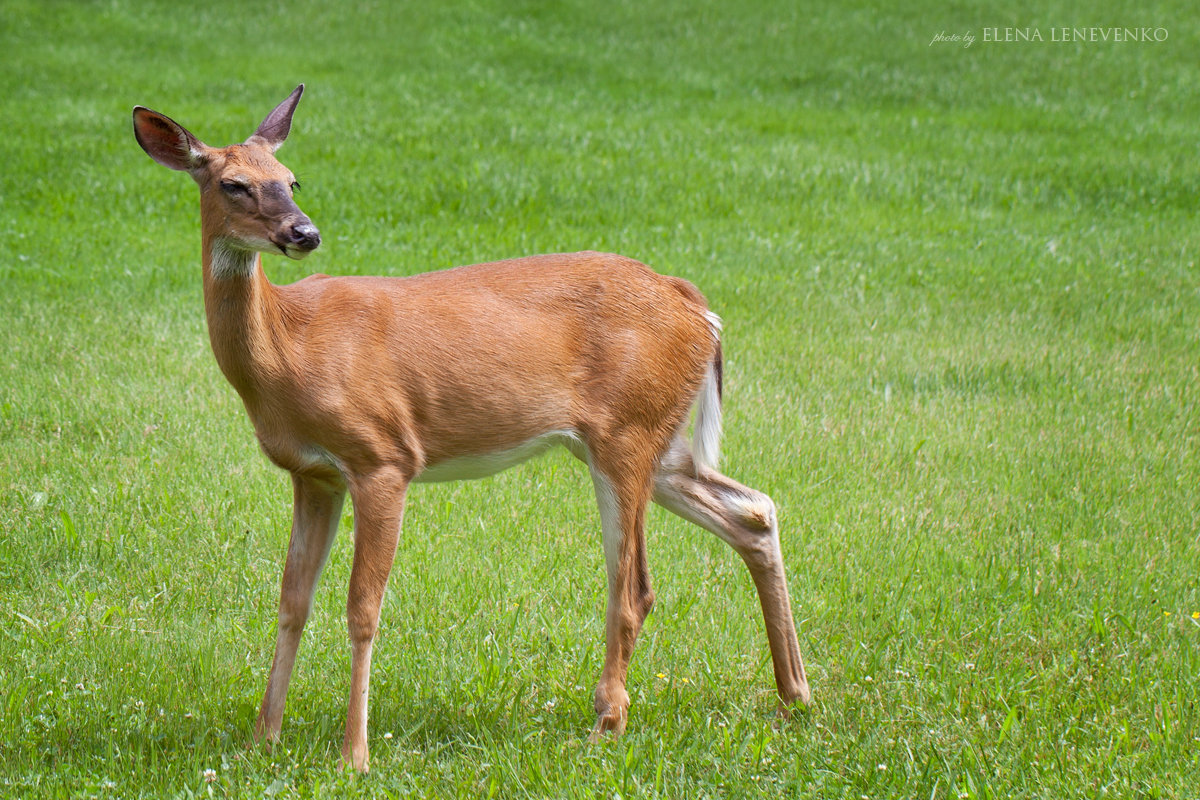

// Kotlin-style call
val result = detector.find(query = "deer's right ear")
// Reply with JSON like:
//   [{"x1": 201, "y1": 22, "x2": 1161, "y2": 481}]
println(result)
[{"x1": 133, "y1": 107, "x2": 208, "y2": 171}]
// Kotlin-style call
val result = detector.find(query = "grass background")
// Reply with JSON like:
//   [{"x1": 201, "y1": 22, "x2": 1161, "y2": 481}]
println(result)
[{"x1": 2, "y1": 0, "x2": 1199, "y2": 796}]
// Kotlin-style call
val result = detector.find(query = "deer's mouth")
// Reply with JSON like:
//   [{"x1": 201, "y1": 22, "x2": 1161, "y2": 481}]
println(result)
[{"x1": 274, "y1": 222, "x2": 321, "y2": 259}]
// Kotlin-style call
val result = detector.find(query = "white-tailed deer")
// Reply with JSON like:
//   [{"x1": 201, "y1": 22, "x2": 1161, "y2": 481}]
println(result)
[{"x1": 132, "y1": 85, "x2": 810, "y2": 771}]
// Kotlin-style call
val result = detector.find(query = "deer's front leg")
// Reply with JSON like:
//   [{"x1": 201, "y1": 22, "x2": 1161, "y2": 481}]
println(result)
[
  {"x1": 256, "y1": 475, "x2": 345, "y2": 745},
  {"x1": 341, "y1": 469, "x2": 408, "y2": 773}
]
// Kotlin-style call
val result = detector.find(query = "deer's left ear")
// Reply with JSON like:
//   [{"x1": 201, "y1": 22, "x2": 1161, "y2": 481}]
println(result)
[{"x1": 249, "y1": 84, "x2": 304, "y2": 151}]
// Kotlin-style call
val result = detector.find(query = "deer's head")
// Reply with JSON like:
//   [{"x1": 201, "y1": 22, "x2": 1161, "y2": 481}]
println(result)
[{"x1": 133, "y1": 85, "x2": 320, "y2": 263}]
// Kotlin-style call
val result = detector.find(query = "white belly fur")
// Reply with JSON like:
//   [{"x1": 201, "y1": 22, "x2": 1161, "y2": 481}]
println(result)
[{"x1": 412, "y1": 430, "x2": 584, "y2": 483}]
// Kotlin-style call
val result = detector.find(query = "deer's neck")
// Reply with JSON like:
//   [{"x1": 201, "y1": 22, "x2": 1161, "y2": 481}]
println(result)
[{"x1": 201, "y1": 237, "x2": 289, "y2": 401}]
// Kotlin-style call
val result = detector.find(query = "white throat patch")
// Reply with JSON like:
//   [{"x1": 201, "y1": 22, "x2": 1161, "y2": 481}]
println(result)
[{"x1": 209, "y1": 239, "x2": 258, "y2": 280}]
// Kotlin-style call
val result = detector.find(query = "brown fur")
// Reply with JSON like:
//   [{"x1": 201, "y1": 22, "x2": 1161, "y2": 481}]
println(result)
[{"x1": 133, "y1": 86, "x2": 810, "y2": 772}]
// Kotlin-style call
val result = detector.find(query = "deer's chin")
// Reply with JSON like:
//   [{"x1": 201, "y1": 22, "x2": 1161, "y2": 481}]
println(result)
[
  {"x1": 282, "y1": 244, "x2": 317, "y2": 260},
  {"x1": 267, "y1": 234, "x2": 319, "y2": 260}
]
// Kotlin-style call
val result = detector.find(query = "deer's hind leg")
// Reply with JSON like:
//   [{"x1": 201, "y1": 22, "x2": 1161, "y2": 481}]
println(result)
[
  {"x1": 652, "y1": 438, "x2": 811, "y2": 709},
  {"x1": 584, "y1": 434, "x2": 659, "y2": 741}
]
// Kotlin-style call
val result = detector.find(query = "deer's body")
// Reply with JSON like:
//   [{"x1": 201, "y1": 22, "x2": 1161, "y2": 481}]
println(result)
[
  {"x1": 134, "y1": 86, "x2": 810, "y2": 772},
  {"x1": 209, "y1": 248, "x2": 715, "y2": 486}
]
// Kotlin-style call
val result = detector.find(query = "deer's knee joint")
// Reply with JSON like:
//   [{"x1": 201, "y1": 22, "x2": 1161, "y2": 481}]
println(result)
[
  {"x1": 740, "y1": 500, "x2": 775, "y2": 533},
  {"x1": 721, "y1": 490, "x2": 783, "y2": 565},
  {"x1": 718, "y1": 484, "x2": 777, "y2": 535},
  {"x1": 277, "y1": 605, "x2": 310, "y2": 635},
  {"x1": 346, "y1": 603, "x2": 380, "y2": 645}
]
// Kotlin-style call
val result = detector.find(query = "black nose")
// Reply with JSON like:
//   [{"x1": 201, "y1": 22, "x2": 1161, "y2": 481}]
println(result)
[{"x1": 288, "y1": 222, "x2": 321, "y2": 250}]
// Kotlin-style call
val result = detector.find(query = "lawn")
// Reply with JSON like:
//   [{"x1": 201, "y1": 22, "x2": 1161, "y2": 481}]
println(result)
[{"x1": 1, "y1": 0, "x2": 1198, "y2": 797}]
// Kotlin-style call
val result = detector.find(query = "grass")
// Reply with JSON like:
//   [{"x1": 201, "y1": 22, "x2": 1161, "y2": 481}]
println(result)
[{"x1": 2, "y1": 0, "x2": 1199, "y2": 796}]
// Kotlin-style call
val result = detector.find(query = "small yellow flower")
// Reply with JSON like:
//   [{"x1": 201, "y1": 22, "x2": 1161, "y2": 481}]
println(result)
[
  {"x1": 1164, "y1": 611, "x2": 1172, "y2": 617},
  {"x1": 681, "y1": 677, "x2": 691, "y2": 684},
  {"x1": 656, "y1": 672, "x2": 667, "y2": 680},
  {"x1": 1192, "y1": 611, "x2": 1199, "y2": 620}
]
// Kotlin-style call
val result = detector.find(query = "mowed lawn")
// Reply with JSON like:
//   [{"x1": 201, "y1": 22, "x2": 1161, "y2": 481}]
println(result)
[{"x1": 1, "y1": 0, "x2": 1198, "y2": 797}]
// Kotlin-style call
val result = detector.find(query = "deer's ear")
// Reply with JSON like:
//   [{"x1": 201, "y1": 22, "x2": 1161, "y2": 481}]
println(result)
[
  {"x1": 133, "y1": 107, "x2": 208, "y2": 171},
  {"x1": 249, "y1": 84, "x2": 304, "y2": 152}
]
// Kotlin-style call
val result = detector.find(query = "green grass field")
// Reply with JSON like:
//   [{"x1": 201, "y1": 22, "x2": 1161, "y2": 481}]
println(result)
[{"x1": 2, "y1": 0, "x2": 1199, "y2": 796}]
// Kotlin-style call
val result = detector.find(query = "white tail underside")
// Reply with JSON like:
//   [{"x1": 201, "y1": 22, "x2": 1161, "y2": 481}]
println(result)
[{"x1": 692, "y1": 311, "x2": 723, "y2": 471}]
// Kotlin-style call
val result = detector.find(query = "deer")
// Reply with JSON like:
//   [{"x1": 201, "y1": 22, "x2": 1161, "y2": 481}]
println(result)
[{"x1": 131, "y1": 85, "x2": 811, "y2": 772}]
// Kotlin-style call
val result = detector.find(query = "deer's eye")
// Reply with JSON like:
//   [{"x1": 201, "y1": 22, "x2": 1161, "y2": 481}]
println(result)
[{"x1": 220, "y1": 180, "x2": 250, "y2": 196}]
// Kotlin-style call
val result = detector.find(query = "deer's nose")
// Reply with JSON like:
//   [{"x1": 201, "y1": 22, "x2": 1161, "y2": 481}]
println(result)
[{"x1": 288, "y1": 222, "x2": 321, "y2": 251}]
